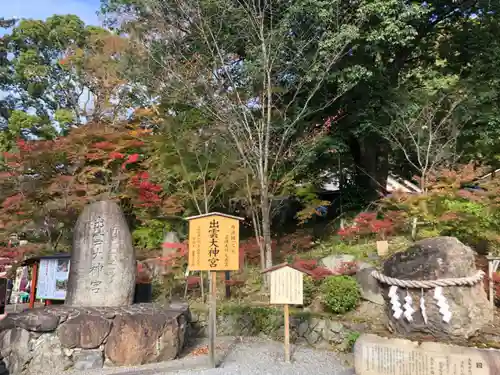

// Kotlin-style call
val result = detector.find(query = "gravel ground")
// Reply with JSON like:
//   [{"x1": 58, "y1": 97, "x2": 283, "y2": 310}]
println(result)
[
  {"x1": 174, "y1": 338, "x2": 356, "y2": 375},
  {"x1": 57, "y1": 337, "x2": 356, "y2": 375}
]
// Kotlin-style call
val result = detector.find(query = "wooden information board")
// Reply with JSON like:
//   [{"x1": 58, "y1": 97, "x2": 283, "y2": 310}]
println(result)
[
  {"x1": 186, "y1": 212, "x2": 243, "y2": 368},
  {"x1": 263, "y1": 263, "x2": 306, "y2": 363},
  {"x1": 269, "y1": 266, "x2": 304, "y2": 305},
  {"x1": 187, "y1": 213, "x2": 240, "y2": 272}
]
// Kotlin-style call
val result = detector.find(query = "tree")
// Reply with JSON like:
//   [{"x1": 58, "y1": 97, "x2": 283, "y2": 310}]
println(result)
[
  {"x1": 0, "y1": 120, "x2": 183, "y2": 255},
  {"x1": 0, "y1": 15, "x2": 135, "y2": 152},
  {"x1": 440, "y1": 1, "x2": 500, "y2": 169},
  {"x1": 302, "y1": 0, "x2": 494, "y2": 201},
  {"x1": 378, "y1": 75, "x2": 469, "y2": 191},
  {"x1": 60, "y1": 27, "x2": 134, "y2": 123},
  {"x1": 102, "y1": 0, "x2": 366, "y2": 270},
  {"x1": 148, "y1": 106, "x2": 240, "y2": 216},
  {"x1": 8, "y1": 15, "x2": 90, "y2": 128},
  {"x1": 0, "y1": 18, "x2": 16, "y2": 127}
]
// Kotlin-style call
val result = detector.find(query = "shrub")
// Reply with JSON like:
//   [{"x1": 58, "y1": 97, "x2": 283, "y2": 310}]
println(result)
[
  {"x1": 151, "y1": 277, "x2": 169, "y2": 301},
  {"x1": 379, "y1": 164, "x2": 500, "y2": 251},
  {"x1": 279, "y1": 231, "x2": 315, "y2": 256},
  {"x1": 292, "y1": 257, "x2": 357, "y2": 280},
  {"x1": 302, "y1": 276, "x2": 320, "y2": 306},
  {"x1": 292, "y1": 259, "x2": 318, "y2": 271},
  {"x1": 218, "y1": 304, "x2": 282, "y2": 335},
  {"x1": 337, "y1": 211, "x2": 407, "y2": 243},
  {"x1": 239, "y1": 237, "x2": 278, "y2": 266},
  {"x1": 320, "y1": 276, "x2": 361, "y2": 314},
  {"x1": 344, "y1": 331, "x2": 361, "y2": 352}
]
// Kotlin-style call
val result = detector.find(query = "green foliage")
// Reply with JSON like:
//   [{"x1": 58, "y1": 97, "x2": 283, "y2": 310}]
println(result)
[
  {"x1": 54, "y1": 109, "x2": 75, "y2": 134},
  {"x1": 320, "y1": 276, "x2": 361, "y2": 314},
  {"x1": 303, "y1": 275, "x2": 321, "y2": 306},
  {"x1": 294, "y1": 184, "x2": 331, "y2": 224},
  {"x1": 151, "y1": 277, "x2": 166, "y2": 301},
  {"x1": 4, "y1": 1, "x2": 500, "y2": 267},
  {"x1": 218, "y1": 304, "x2": 282, "y2": 335},
  {"x1": 344, "y1": 331, "x2": 361, "y2": 352},
  {"x1": 380, "y1": 165, "x2": 500, "y2": 251},
  {"x1": 132, "y1": 219, "x2": 171, "y2": 250}
]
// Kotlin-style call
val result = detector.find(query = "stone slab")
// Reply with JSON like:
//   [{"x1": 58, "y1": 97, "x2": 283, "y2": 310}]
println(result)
[
  {"x1": 66, "y1": 200, "x2": 136, "y2": 307},
  {"x1": 321, "y1": 254, "x2": 355, "y2": 272},
  {"x1": 354, "y1": 334, "x2": 500, "y2": 375}
]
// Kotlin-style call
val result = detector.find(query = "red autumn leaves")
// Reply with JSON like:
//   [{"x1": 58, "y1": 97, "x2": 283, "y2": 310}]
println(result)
[
  {"x1": 337, "y1": 212, "x2": 404, "y2": 241},
  {"x1": 0, "y1": 126, "x2": 168, "y2": 232}
]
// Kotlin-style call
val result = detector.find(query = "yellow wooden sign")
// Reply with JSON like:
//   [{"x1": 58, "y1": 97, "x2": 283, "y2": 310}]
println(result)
[{"x1": 187, "y1": 212, "x2": 242, "y2": 271}]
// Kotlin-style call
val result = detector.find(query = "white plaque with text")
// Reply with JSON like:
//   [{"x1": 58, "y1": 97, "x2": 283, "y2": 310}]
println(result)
[
  {"x1": 354, "y1": 334, "x2": 500, "y2": 375},
  {"x1": 269, "y1": 266, "x2": 304, "y2": 305}
]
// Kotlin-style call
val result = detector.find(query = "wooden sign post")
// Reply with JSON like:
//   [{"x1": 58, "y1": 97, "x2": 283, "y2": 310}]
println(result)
[
  {"x1": 186, "y1": 212, "x2": 242, "y2": 368},
  {"x1": 262, "y1": 263, "x2": 305, "y2": 363}
]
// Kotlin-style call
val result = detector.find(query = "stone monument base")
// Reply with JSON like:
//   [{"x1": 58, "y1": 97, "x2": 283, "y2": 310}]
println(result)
[
  {"x1": 0, "y1": 303, "x2": 190, "y2": 375},
  {"x1": 354, "y1": 333, "x2": 500, "y2": 375}
]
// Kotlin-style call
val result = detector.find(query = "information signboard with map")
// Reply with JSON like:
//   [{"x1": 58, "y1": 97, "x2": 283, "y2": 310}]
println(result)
[{"x1": 36, "y1": 258, "x2": 70, "y2": 300}]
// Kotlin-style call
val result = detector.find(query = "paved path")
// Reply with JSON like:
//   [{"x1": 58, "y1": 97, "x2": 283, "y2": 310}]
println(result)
[{"x1": 59, "y1": 337, "x2": 355, "y2": 375}]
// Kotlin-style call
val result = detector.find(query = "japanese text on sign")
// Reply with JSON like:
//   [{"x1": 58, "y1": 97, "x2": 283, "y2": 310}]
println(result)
[
  {"x1": 208, "y1": 219, "x2": 220, "y2": 268},
  {"x1": 187, "y1": 213, "x2": 241, "y2": 271},
  {"x1": 90, "y1": 215, "x2": 105, "y2": 293}
]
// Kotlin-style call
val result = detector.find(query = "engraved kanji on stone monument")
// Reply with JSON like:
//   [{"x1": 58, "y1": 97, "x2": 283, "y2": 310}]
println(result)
[{"x1": 66, "y1": 200, "x2": 136, "y2": 307}]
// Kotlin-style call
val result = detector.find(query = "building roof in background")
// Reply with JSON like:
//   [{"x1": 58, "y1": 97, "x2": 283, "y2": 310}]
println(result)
[{"x1": 322, "y1": 174, "x2": 422, "y2": 194}]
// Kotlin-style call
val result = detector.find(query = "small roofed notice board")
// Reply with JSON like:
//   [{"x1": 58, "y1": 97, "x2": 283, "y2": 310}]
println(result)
[
  {"x1": 268, "y1": 264, "x2": 304, "y2": 305},
  {"x1": 187, "y1": 212, "x2": 242, "y2": 271}
]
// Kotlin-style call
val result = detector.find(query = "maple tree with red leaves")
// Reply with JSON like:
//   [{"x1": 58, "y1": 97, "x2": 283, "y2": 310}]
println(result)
[
  {"x1": 0, "y1": 121, "x2": 184, "y2": 258},
  {"x1": 337, "y1": 211, "x2": 406, "y2": 242}
]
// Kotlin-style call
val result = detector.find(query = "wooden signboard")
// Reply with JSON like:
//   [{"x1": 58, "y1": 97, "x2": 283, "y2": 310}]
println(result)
[
  {"x1": 187, "y1": 213, "x2": 241, "y2": 272},
  {"x1": 269, "y1": 266, "x2": 304, "y2": 305},
  {"x1": 186, "y1": 212, "x2": 243, "y2": 369},
  {"x1": 263, "y1": 263, "x2": 306, "y2": 363}
]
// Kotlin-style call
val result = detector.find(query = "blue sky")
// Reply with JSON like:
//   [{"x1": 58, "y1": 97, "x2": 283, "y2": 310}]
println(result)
[{"x1": 1, "y1": 0, "x2": 100, "y2": 26}]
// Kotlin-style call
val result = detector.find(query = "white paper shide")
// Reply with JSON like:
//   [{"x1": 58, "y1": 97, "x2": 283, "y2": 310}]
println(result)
[
  {"x1": 388, "y1": 286, "x2": 403, "y2": 319},
  {"x1": 434, "y1": 286, "x2": 452, "y2": 323},
  {"x1": 403, "y1": 291, "x2": 415, "y2": 322}
]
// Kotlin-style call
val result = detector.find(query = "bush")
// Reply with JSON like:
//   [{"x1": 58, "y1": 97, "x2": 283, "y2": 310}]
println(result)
[
  {"x1": 218, "y1": 304, "x2": 282, "y2": 335},
  {"x1": 302, "y1": 276, "x2": 320, "y2": 306},
  {"x1": 320, "y1": 276, "x2": 361, "y2": 314},
  {"x1": 379, "y1": 164, "x2": 500, "y2": 251},
  {"x1": 151, "y1": 277, "x2": 166, "y2": 301}
]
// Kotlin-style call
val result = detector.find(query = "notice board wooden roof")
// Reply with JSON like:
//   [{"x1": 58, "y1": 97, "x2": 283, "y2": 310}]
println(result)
[
  {"x1": 261, "y1": 263, "x2": 309, "y2": 274},
  {"x1": 185, "y1": 212, "x2": 244, "y2": 221}
]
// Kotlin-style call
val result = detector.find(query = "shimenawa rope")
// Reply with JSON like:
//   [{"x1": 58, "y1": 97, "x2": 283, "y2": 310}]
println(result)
[{"x1": 371, "y1": 270, "x2": 485, "y2": 289}]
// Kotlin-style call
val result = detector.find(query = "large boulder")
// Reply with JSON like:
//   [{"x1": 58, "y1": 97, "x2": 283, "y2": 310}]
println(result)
[
  {"x1": 104, "y1": 307, "x2": 185, "y2": 366},
  {"x1": 355, "y1": 267, "x2": 384, "y2": 305},
  {"x1": 380, "y1": 236, "x2": 492, "y2": 340},
  {"x1": 66, "y1": 200, "x2": 136, "y2": 307},
  {"x1": 0, "y1": 303, "x2": 190, "y2": 374},
  {"x1": 57, "y1": 314, "x2": 111, "y2": 349}
]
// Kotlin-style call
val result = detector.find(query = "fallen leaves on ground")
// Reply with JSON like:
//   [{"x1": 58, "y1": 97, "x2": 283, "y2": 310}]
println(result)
[{"x1": 189, "y1": 344, "x2": 226, "y2": 356}]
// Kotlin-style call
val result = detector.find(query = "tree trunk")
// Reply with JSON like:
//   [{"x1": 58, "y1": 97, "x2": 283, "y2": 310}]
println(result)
[
  {"x1": 349, "y1": 135, "x2": 389, "y2": 203},
  {"x1": 260, "y1": 190, "x2": 273, "y2": 269}
]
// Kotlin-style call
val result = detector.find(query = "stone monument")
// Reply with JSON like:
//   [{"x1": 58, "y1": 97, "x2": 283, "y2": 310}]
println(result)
[
  {"x1": 372, "y1": 236, "x2": 492, "y2": 340},
  {"x1": 162, "y1": 231, "x2": 180, "y2": 273},
  {"x1": 354, "y1": 333, "x2": 500, "y2": 375},
  {"x1": 66, "y1": 200, "x2": 136, "y2": 307}
]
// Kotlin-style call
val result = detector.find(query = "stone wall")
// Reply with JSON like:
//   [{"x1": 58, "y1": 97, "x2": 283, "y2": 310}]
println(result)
[
  {"x1": 0, "y1": 303, "x2": 190, "y2": 375},
  {"x1": 189, "y1": 304, "x2": 368, "y2": 351}
]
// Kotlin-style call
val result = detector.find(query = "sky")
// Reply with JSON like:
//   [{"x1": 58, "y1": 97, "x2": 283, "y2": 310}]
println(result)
[{"x1": 1, "y1": 0, "x2": 101, "y2": 26}]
